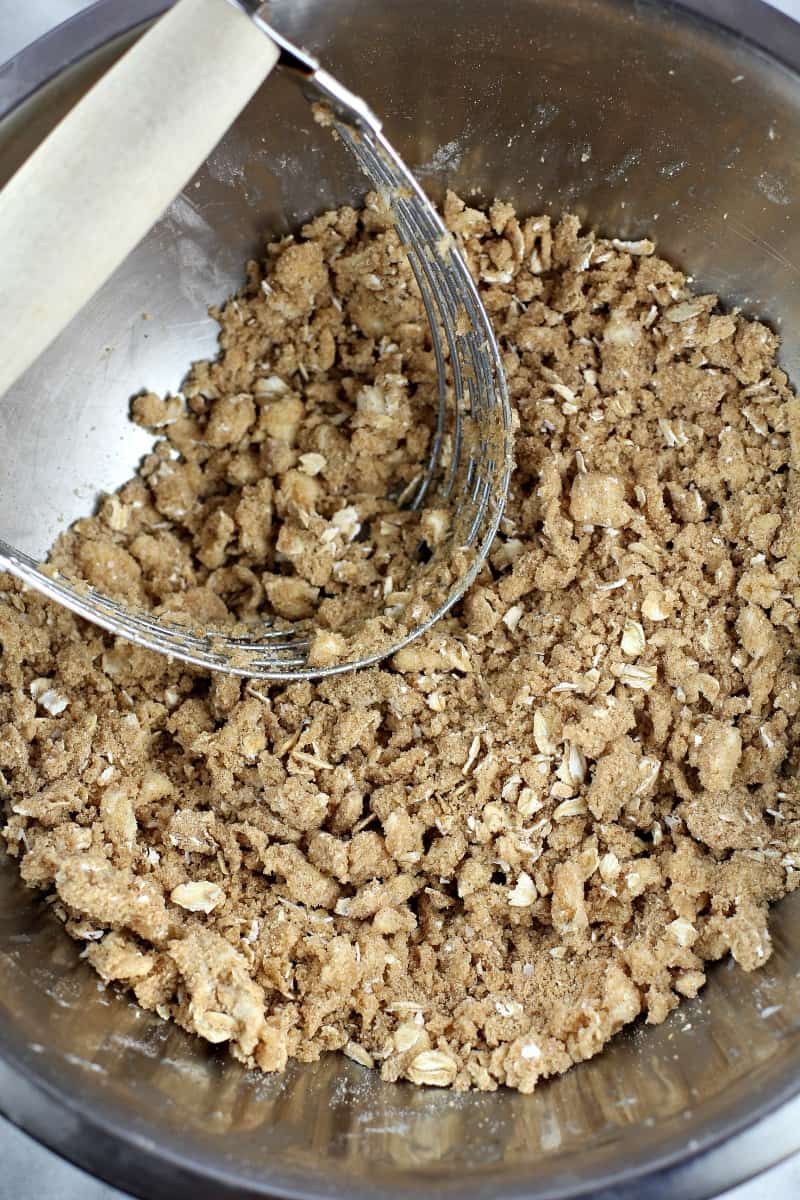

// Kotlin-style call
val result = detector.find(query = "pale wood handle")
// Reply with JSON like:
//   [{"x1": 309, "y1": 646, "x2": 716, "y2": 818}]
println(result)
[{"x1": 0, "y1": 0, "x2": 279, "y2": 397}]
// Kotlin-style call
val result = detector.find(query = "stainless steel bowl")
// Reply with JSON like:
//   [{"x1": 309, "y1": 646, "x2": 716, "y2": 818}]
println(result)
[{"x1": 2, "y1": 2, "x2": 800, "y2": 1197}]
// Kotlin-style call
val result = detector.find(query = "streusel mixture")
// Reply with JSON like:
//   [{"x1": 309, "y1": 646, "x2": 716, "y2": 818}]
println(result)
[{"x1": 1, "y1": 192, "x2": 798, "y2": 1092}]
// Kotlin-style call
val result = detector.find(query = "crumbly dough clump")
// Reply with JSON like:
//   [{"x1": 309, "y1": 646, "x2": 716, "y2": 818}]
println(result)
[
  {"x1": 1, "y1": 194, "x2": 799, "y2": 1093},
  {"x1": 49, "y1": 193, "x2": 452, "y2": 667}
]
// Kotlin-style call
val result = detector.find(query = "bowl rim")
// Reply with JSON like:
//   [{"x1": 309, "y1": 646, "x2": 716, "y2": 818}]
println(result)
[{"x1": 2, "y1": 1, "x2": 800, "y2": 1198}]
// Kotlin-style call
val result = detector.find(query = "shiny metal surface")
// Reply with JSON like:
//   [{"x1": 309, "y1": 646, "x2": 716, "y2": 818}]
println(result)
[{"x1": 1, "y1": 1, "x2": 800, "y2": 1197}]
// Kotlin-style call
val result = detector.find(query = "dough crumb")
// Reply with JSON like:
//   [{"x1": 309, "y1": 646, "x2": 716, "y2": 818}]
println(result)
[{"x1": 1, "y1": 196, "x2": 798, "y2": 1093}]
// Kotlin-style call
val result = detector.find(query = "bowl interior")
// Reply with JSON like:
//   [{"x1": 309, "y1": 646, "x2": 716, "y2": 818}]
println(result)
[{"x1": 1, "y1": 2, "x2": 800, "y2": 1197}]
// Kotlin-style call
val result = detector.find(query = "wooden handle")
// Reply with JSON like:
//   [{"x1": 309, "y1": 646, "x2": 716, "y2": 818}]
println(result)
[{"x1": 0, "y1": 0, "x2": 279, "y2": 397}]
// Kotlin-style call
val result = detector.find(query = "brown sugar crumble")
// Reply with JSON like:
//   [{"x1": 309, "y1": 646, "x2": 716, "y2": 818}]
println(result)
[
  {"x1": 48, "y1": 190, "x2": 472, "y2": 670},
  {"x1": 1, "y1": 192, "x2": 799, "y2": 1092}
]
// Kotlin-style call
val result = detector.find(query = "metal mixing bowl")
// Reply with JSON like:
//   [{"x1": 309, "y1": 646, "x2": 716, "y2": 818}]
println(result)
[{"x1": 1, "y1": 1, "x2": 800, "y2": 1197}]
